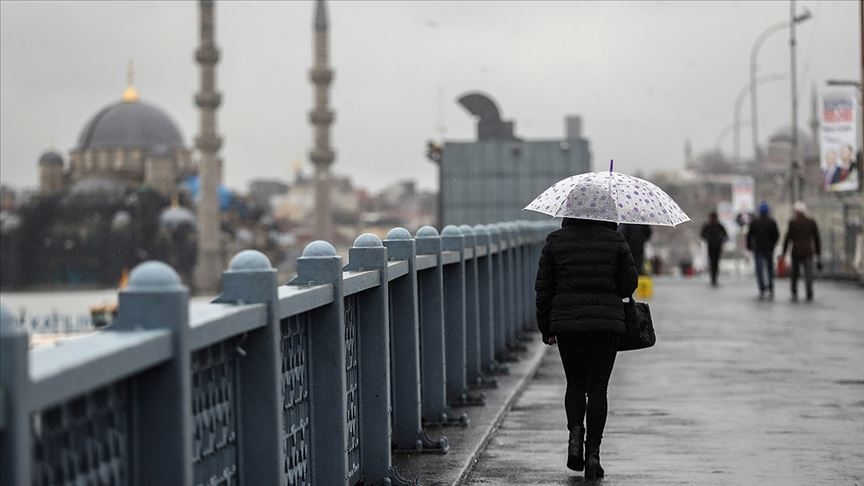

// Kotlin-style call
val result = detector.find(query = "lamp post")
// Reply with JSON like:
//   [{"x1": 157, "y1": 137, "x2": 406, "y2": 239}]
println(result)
[
  {"x1": 717, "y1": 119, "x2": 751, "y2": 154},
  {"x1": 749, "y1": 8, "x2": 812, "y2": 170},
  {"x1": 789, "y1": 0, "x2": 811, "y2": 205},
  {"x1": 735, "y1": 73, "x2": 787, "y2": 163}
]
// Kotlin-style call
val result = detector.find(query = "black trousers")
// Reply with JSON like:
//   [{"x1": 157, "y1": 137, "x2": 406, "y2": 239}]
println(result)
[
  {"x1": 557, "y1": 332, "x2": 619, "y2": 446},
  {"x1": 707, "y1": 246, "x2": 722, "y2": 284},
  {"x1": 790, "y1": 254, "x2": 815, "y2": 297}
]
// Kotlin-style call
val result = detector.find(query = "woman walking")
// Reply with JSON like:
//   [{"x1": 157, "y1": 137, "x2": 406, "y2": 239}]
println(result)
[{"x1": 535, "y1": 217, "x2": 639, "y2": 478}]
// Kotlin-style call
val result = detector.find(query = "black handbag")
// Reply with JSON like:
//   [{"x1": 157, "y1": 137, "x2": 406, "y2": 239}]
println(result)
[{"x1": 618, "y1": 297, "x2": 655, "y2": 351}]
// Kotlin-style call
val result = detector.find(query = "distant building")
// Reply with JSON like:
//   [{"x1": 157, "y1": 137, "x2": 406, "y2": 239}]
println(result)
[
  {"x1": 431, "y1": 92, "x2": 591, "y2": 226},
  {"x1": 248, "y1": 179, "x2": 289, "y2": 212}
]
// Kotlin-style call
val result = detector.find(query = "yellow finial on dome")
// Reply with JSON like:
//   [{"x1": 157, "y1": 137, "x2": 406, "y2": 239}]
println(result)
[{"x1": 122, "y1": 60, "x2": 139, "y2": 103}]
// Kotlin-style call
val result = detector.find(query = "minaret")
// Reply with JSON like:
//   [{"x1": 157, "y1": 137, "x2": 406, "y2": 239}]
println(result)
[
  {"x1": 684, "y1": 138, "x2": 693, "y2": 169},
  {"x1": 193, "y1": 0, "x2": 224, "y2": 293},
  {"x1": 309, "y1": 0, "x2": 335, "y2": 242}
]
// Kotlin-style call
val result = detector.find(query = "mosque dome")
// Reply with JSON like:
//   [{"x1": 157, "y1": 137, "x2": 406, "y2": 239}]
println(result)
[
  {"x1": 768, "y1": 126, "x2": 817, "y2": 157},
  {"x1": 75, "y1": 99, "x2": 185, "y2": 152}
]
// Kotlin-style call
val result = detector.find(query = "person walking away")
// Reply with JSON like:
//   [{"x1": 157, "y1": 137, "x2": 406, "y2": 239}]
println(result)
[
  {"x1": 746, "y1": 201, "x2": 780, "y2": 299},
  {"x1": 535, "y1": 218, "x2": 638, "y2": 478},
  {"x1": 781, "y1": 201, "x2": 821, "y2": 302},
  {"x1": 620, "y1": 223, "x2": 652, "y2": 275},
  {"x1": 700, "y1": 212, "x2": 728, "y2": 286}
]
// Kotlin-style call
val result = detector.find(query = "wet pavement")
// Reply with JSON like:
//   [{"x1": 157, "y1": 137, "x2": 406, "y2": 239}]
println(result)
[{"x1": 465, "y1": 276, "x2": 864, "y2": 485}]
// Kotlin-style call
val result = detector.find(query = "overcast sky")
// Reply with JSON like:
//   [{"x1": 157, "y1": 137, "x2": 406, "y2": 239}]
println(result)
[{"x1": 1, "y1": 1, "x2": 860, "y2": 193}]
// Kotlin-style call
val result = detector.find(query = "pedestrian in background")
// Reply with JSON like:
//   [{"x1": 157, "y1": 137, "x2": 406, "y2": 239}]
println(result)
[
  {"x1": 535, "y1": 218, "x2": 638, "y2": 478},
  {"x1": 746, "y1": 201, "x2": 779, "y2": 300},
  {"x1": 620, "y1": 223, "x2": 652, "y2": 275},
  {"x1": 699, "y1": 212, "x2": 728, "y2": 286},
  {"x1": 781, "y1": 201, "x2": 822, "y2": 302}
]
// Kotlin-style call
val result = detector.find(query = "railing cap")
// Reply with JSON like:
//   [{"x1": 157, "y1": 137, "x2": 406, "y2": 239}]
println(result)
[
  {"x1": 228, "y1": 249, "x2": 273, "y2": 271},
  {"x1": 458, "y1": 224, "x2": 475, "y2": 236},
  {"x1": 127, "y1": 261, "x2": 184, "y2": 292},
  {"x1": 441, "y1": 225, "x2": 462, "y2": 237},
  {"x1": 415, "y1": 225, "x2": 439, "y2": 238},
  {"x1": 385, "y1": 227, "x2": 412, "y2": 240},
  {"x1": 353, "y1": 233, "x2": 383, "y2": 248},
  {"x1": 473, "y1": 224, "x2": 489, "y2": 235},
  {"x1": 302, "y1": 240, "x2": 337, "y2": 257}
]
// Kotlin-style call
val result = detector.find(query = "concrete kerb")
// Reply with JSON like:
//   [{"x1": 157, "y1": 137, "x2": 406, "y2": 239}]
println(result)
[{"x1": 394, "y1": 337, "x2": 547, "y2": 485}]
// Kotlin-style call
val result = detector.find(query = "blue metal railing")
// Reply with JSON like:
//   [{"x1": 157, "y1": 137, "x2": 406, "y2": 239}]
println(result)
[{"x1": 0, "y1": 220, "x2": 556, "y2": 485}]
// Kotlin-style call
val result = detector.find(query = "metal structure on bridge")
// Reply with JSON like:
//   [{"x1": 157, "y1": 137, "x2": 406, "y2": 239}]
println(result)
[{"x1": 431, "y1": 92, "x2": 592, "y2": 226}]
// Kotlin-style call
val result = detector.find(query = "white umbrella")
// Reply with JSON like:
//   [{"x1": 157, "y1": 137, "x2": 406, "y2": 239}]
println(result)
[{"x1": 523, "y1": 161, "x2": 690, "y2": 227}]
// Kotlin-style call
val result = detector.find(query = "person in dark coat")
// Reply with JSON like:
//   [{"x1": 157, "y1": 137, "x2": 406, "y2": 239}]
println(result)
[
  {"x1": 781, "y1": 201, "x2": 821, "y2": 302},
  {"x1": 620, "y1": 223, "x2": 652, "y2": 275},
  {"x1": 746, "y1": 201, "x2": 780, "y2": 299},
  {"x1": 700, "y1": 212, "x2": 728, "y2": 286},
  {"x1": 535, "y1": 218, "x2": 639, "y2": 478}
]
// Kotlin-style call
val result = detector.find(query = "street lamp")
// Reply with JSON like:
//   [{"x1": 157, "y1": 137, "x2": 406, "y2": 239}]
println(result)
[
  {"x1": 735, "y1": 73, "x2": 787, "y2": 163},
  {"x1": 789, "y1": 1, "x2": 813, "y2": 204},
  {"x1": 716, "y1": 119, "x2": 751, "y2": 153},
  {"x1": 749, "y1": 8, "x2": 812, "y2": 169}
]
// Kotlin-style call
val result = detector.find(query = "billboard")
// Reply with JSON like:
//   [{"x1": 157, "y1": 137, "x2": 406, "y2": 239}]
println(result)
[
  {"x1": 732, "y1": 176, "x2": 755, "y2": 220},
  {"x1": 819, "y1": 89, "x2": 859, "y2": 192}
]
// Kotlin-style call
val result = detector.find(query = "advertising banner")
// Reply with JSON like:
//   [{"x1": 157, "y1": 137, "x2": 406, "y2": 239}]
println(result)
[{"x1": 819, "y1": 89, "x2": 859, "y2": 192}]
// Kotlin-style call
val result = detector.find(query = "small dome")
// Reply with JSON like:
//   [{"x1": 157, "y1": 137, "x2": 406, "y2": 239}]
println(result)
[
  {"x1": 0, "y1": 212, "x2": 21, "y2": 233},
  {"x1": 66, "y1": 176, "x2": 127, "y2": 203},
  {"x1": 76, "y1": 100, "x2": 185, "y2": 152},
  {"x1": 39, "y1": 151, "x2": 64, "y2": 166},
  {"x1": 111, "y1": 210, "x2": 132, "y2": 229},
  {"x1": 159, "y1": 206, "x2": 196, "y2": 230},
  {"x1": 768, "y1": 126, "x2": 811, "y2": 144}
]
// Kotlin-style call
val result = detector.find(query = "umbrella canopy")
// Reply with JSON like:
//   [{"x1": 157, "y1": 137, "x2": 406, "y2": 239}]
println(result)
[{"x1": 524, "y1": 170, "x2": 690, "y2": 227}]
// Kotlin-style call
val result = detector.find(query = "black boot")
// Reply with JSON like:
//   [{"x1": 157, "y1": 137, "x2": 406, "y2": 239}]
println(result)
[
  {"x1": 567, "y1": 425, "x2": 585, "y2": 471},
  {"x1": 584, "y1": 442, "x2": 604, "y2": 479}
]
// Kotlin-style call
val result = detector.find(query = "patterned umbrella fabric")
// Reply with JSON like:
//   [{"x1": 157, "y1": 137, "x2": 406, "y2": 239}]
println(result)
[{"x1": 523, "y1": 170, "x2": 690, "y2": 226}]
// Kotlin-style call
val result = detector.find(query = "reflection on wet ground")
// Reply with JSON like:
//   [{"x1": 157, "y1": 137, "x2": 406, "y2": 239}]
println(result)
[{"x1": 466, "y1": 277, "x2": 864, "y2": 485}]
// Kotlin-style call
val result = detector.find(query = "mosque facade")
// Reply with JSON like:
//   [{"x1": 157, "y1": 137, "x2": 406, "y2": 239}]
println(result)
[{"x1": 38, "y1": 74, "x2": 194, "y2": 199}]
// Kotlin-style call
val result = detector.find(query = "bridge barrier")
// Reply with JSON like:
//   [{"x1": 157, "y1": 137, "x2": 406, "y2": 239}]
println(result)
[{"x1": 0, "y1": 220, "x2": 557, "y2": 486}]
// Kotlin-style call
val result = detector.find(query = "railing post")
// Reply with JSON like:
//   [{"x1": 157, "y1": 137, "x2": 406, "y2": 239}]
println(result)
[
  {"x1": 487, "y1": 225, "x2": 509, "y2": 363},
  {"x1": 472, "y1": 225, "x2": 500, "y2": 380},
  {"x1": 383, "y1": 228, "x2": 448, "y2": 453},
  {"x1": 441, "y1": 225, "x2": 483, "y2": 408},
  {"x1": 519, "y1": 221, "x2": 537, "y2": 333},
  {"x1": 116, "y1": 261, "x2": 192, "y2": 485},
  {"x1": 344, "y1": 234, "x2": 395, "y2": 481},
  {"x1": 500, "y1": 223, "x2": 518, "y2": 350},
  {"x1": 214, "y1": 250, "x2": 282, "y2": 485},
  {"x1": 458, "y1": 225, "x2": 482, "y2": 388},
  {"x1": 1, "y1": 304, "x2": 32, "y2": 486},
  {"x1": 289, "y1": 241, "x2": 348, "y2": 485},
  {"x1": 415, "y1": 226, "x2": 465, "y2": 426},
  {"x1": 514, "y1": 222, "x2": 525, "y2": 333}
]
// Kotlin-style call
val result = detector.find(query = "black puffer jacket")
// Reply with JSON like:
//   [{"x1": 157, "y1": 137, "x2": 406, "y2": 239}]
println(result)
[{"x1": 535, "y1": 218, "x2": 639, "y2": 340}]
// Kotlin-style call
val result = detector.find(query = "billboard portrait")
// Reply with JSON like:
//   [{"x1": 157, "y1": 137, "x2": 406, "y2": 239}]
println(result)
[{"x1": 819, "y1": 89, "x2": 859, "y2": 192}]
